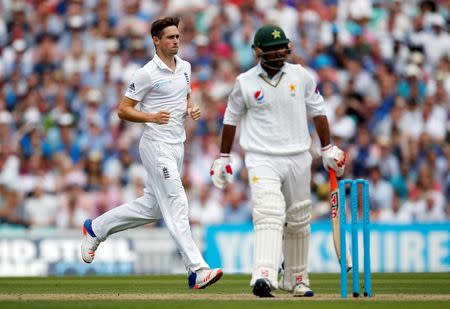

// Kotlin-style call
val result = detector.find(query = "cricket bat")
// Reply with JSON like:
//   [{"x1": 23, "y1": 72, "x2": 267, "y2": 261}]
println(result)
[{"x1": 329, "y1": 169, "x2": 352, "y2": 272}]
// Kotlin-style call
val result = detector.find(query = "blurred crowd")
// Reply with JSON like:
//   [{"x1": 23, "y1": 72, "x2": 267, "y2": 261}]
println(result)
[{"x1": 0, "y1": 0, "x2": 449, "y2": 229}]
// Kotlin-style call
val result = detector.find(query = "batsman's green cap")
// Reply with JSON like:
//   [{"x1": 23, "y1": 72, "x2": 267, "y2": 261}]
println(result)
[{"x1": 252, "y1": 25, "x2": 290, "y2": 48}]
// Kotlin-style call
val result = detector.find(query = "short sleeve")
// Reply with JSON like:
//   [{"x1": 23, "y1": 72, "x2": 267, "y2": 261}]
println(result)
[
  {"x1": 186, "y1": 62, "x2": 192, "y2": 94},
  {"x1": 303, "y1": 68, "x2": 326, "y2": 117},
  {"x1": 223, "y1": 79, "x2": 246, "y2": 126},
  {"x1": 124, "y1": 68, "x2": 152, "y2": 101}
]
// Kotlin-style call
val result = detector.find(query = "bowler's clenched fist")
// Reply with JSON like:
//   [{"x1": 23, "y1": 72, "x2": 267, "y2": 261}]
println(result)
[
  {"x1": 155, "y1": 110, "x2": 170, "y2": 124},
  {"x1": 187, "y1": 106, "x2": 201, "y2": 120}
]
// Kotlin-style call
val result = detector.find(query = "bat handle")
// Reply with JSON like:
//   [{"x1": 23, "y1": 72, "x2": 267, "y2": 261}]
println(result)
[{"x1": 329, "y1": 169, "x2": 337, "y2": 189}]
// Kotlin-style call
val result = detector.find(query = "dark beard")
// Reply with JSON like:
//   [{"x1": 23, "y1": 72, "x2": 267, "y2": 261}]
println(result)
[{"x1": 261, "y1": 58, "x2": 285, "y2": 76}]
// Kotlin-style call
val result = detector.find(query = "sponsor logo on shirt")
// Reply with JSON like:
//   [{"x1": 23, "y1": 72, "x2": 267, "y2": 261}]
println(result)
[
  {"x1": 128, "y1": 82, "x2": 136, "y2": 92},
  {"x1": 184, "y1": 72, "x2": 190, "y2": 84},
  {"x1": 254, "y1": 90, "x2": 265, "y2": 104}
]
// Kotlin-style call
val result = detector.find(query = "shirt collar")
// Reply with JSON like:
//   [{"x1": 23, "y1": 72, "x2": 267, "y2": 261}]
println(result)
[
  {"x1": 153, "y1": 53, "x2": 182, "y2": 72},
  {"x1": 256, "y1": 62, "x2": 287, "y2": 80}
]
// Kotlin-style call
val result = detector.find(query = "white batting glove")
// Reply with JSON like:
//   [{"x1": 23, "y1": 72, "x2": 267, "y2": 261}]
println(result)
[
  {"x1": 210, "y1": 154, "x2": 233, "y2": 189},
  {"x1": 321, "y1": 144, "x2": 346, "y2": 177}
]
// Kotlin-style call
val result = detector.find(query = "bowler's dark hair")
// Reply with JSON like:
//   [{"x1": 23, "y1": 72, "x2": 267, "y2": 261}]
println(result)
[{"x1": 151, "y1": 16, "x2": 180, "y2": 38}]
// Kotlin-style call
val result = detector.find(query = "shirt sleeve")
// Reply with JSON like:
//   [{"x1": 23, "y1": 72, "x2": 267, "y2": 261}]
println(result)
[
  {"x1": 187, "y1": 62, "x2": 192, "y2": 94},
  {"x1": 124, "y1": 68, "x2": 152, "y2": 101},
  {"x1": 303, "y1": 67, "x2": 326, "y2": 117},
  {"x1": 223, "y1": 79, "x2": 246, "y2": 126}
]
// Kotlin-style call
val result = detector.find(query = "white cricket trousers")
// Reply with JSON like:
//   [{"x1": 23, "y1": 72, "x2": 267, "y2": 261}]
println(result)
[{"x1": 92, "y1": 136, "x2": 209, "y2": 272}]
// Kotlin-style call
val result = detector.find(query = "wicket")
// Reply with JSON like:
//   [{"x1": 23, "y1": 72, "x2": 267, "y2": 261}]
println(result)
[{"x1": 338, "y1": 179, "x2": 372, "y2": 298}]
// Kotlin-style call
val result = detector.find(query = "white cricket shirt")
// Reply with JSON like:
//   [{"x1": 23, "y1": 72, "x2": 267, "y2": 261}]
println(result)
[
  {"x1": 124, "y1": 54, "x2": 191, "y2": 144},
  {"x1": 223, "y1": 62, "x2": 325, "y2": 155}
]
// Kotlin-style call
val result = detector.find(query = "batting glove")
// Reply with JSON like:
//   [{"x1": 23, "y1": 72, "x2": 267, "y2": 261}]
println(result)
[
  {"x1": 210, "y1": 154, "x2": 233, "y2": 189},
  {"x1": 321, "y1": 144, "x2": 346, "y2": 177}
]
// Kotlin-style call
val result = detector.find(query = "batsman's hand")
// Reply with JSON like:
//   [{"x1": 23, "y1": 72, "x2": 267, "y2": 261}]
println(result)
[
  {"x1": 187, "y1": 106, "x2": 201, "y2": 120},
  {"x1": 154, "y1": 110, "x2": 170, "y2": 124},
  {"x1": 210, "y1": 155, "x2": 233, "y2": 189},
  {"x1": 321, "y1": 144, "x2": 346, "y2": 177}
]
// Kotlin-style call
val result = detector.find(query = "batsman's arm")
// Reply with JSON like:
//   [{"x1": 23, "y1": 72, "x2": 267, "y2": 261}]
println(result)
[
  {"x1": 329, "y1": 168, "x2": 352, "y2": 272},
  {"x1": 117, "y1": 96, "x2": 170, "y2": 124},
  {"x1": 220, "y1": 124, "x2": 237, "y2": 154},
  {"x1": 219, "y1": 78, "x2": 245, "y2": 154},
  {"x1": 312, "y1": 115, "x2": 331, "y2": 148}
]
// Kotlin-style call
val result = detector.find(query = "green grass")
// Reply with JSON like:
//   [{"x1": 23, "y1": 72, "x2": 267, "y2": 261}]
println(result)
[
  {"x1": 0, "y1": 273, "x2": 449, "y2": 308},
  {"x1": 0, "y1": 301, "x2": 448, "y2": 309}
]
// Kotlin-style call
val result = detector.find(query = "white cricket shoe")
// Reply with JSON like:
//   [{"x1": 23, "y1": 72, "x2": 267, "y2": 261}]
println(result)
[
  {"x1": 81, "y1": 219, "x2": 100, "y2": 263},
  {"x1": 188, "y1": 268, "x2": 223, "y2": 289},
  {"x1": 292, "y1": 282, "x2": 314, "y2": 297}
]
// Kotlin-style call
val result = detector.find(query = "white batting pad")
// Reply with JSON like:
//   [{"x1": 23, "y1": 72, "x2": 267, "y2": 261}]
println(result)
[
  {"x1": 281, "y1": 200, "x2": 312, "y2": 291},
  {"x1": 251, "y1": 188, "x2": 286, "y2": 289}
]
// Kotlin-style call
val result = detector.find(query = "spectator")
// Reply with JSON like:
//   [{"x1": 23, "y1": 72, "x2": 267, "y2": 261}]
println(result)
[
  {"x1": 84, "y1": 149, "x2": 104, "y2": 192},
  {"x1": 0, "y1": 180, "x2": 26, "y2": 226},
  {"x1": 376, "y1": 136, "x2": 400, "y2": 180},
  {"x1": 44, "y1": 112, "x2": 83, "y2": 164},
  {"x1": 415, "y1": 191, "x2": 446, "y2": 222},
  {"x1": 122, "y1": 163, "x2": 145, "y2": 202},
  {"x1": 368, "y1": 165, "x2": 393, "y2": 214},
  {"x1": 189, "y1": 184, "x2": 224, "y2": 225},
  {"x1": 378, "y1": 191, "x2": 412, "y2": 223},
  {"x1": 56, "y1": 170, "x2": 92, "y2": 228},
  {"x1": 348, "y1": 127, "x2": 377, "y2": 178},
  {"x1": 421, "y1": 13, "x2": 450, "y2": 70},
  {"x1": 390, "y1": 163, "x2": 411, "y2": 201},
  {"x1": 222, "y1": 184, "x2": 252, "y2": 224},
  {"x1": 0, "y1": 111, "x2": 14, "y2": 145},
  {"x1": 93, "y1": 172, "x2": 123, "y2": 218},
  {"x1": 396, "y1": 64, "x2": 427, "y2": 104},
  {"x1": 23, "y1": 179, "x2": 58, "y2": 228}
]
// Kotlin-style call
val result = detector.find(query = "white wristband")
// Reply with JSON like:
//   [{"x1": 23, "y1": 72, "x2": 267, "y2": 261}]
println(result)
[
  {"x1": 321, "y1": 144, "x2": 332, "y2": 151},
  {"x1": 220, "y1": 153, "x2": 230, "y2": 164}
]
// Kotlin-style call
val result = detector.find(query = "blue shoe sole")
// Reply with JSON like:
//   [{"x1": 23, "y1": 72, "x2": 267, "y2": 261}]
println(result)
[
  {"x1": 190, "y1": 270, "x2": 223, "y2": 289},
  {"x1": 294, "y1": 290, "x2": 314, "y2": 297}
]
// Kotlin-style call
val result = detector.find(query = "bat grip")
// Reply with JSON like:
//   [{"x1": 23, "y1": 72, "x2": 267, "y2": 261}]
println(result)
[{"x1": 329, "y1": 169, "x2": 337, "y2": 189}]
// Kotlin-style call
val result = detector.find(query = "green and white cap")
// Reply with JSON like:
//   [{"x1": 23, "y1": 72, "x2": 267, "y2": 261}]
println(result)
[{"x1": 252, "y1": 25, "x2": 290, "y2": 48}]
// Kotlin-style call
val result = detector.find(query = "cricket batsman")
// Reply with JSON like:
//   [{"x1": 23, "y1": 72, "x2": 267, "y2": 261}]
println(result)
[{"x1": 210, "y1": 25, "x2": 346, "y2": 297}]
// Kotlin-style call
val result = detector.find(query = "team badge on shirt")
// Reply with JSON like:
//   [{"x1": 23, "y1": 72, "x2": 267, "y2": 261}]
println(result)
[
  {"x1": 289, "y1": 83, "x2": 296, "y2": 97},
  {"x1": 254, "y1": 90, "x2": 265, "y2": 104},
  {"x1": 251, "y1": 174, "x2": 259, "y2": 184}
]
